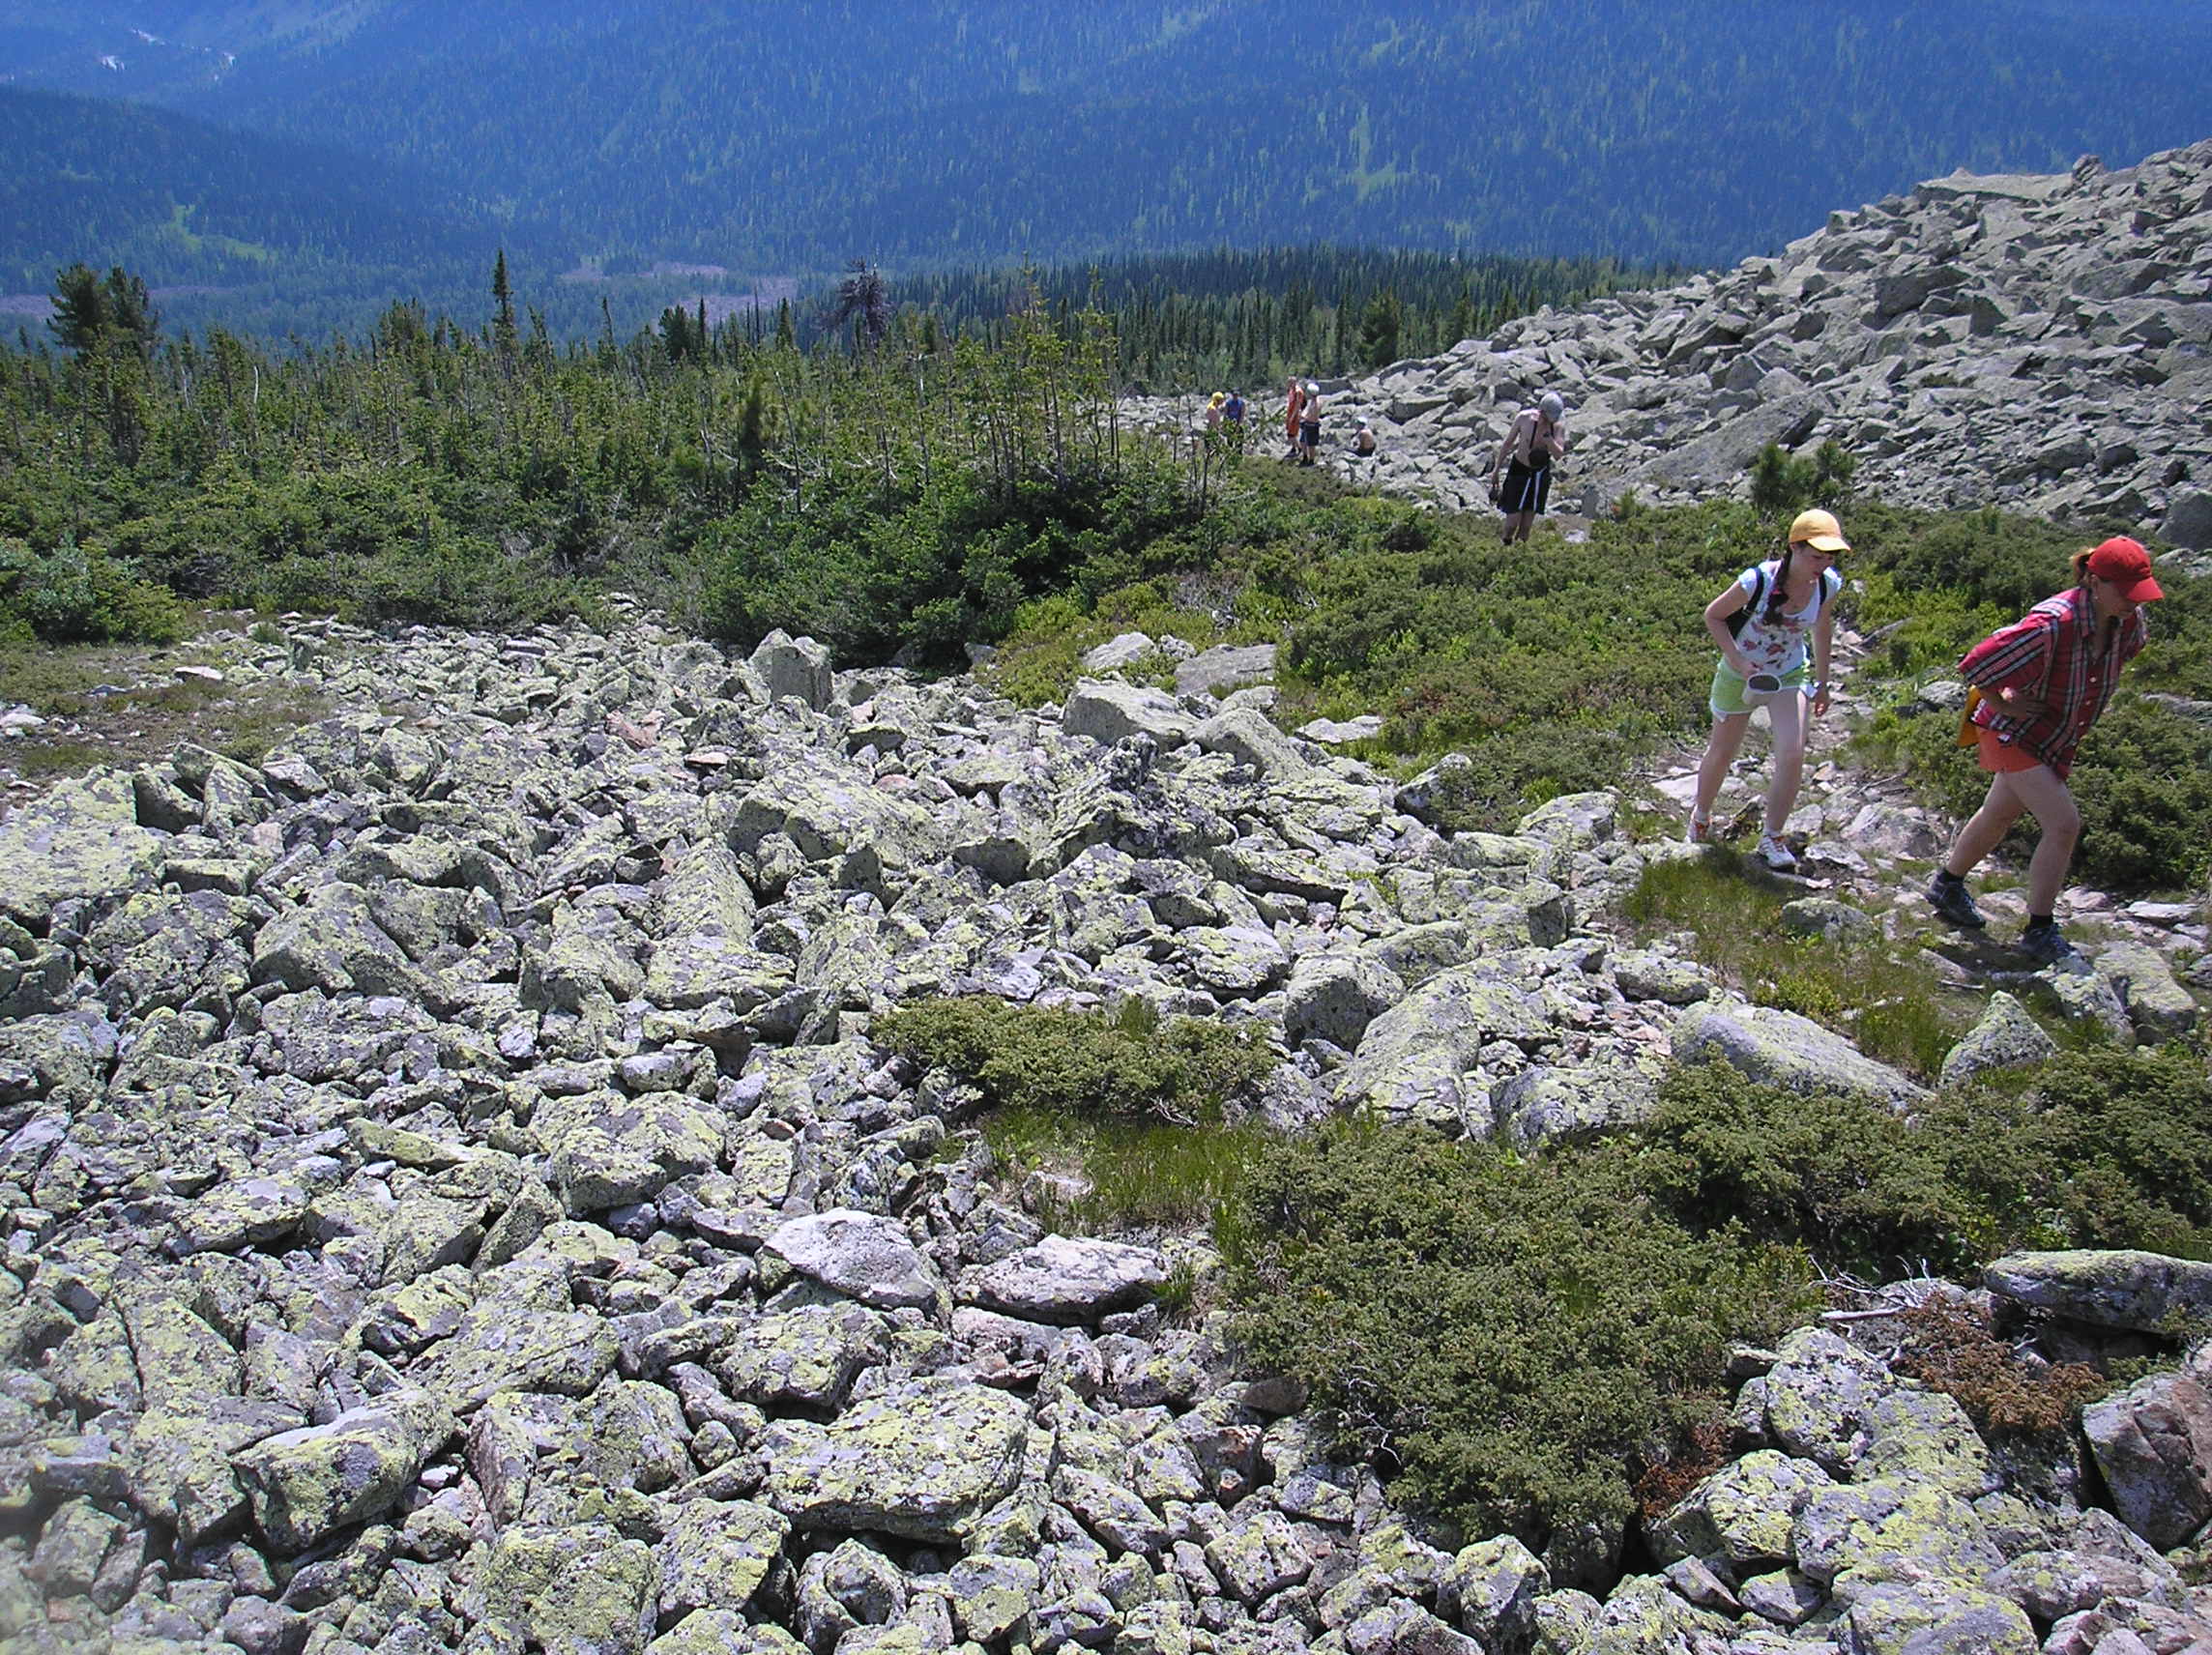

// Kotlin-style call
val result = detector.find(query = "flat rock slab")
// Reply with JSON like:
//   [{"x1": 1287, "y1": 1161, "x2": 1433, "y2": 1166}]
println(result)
[
  {"x1": 761, "y1": 1380, "x2": 1028, "y2": 1544},
  {"x1": 1062, "y1": 681, "x2": 1195, "y2": 747},
  {"x1": 763, "y1": 1209, "x2": 945, "y2": 1311},
  {"x1": 1983, "y1": 1249, "x2": 2212, "y2": 1332},
  {"x1": 1176, "y1": 644, "x2": 1277, "y2": 698},
  {"x1": 1672, "y1": 1002, "x2": 1927, "y2": 1110},
  {"x1": 957, "y1": 1235, "x2": 1170, "y2": 1324},
  {"x1": 0, "y1": 771, "x2": 165, "y2": 926}
]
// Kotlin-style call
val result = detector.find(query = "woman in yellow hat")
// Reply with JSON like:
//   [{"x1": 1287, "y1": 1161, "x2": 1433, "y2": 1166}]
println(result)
[{"x1": 1685, "y1": 508, "x2": 1848, "y2": 871}]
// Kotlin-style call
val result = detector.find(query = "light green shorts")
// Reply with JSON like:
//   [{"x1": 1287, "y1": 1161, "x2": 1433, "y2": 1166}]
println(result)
[{"x1": 1710, "y1": 660, "x2": 1809, "y2": 718}]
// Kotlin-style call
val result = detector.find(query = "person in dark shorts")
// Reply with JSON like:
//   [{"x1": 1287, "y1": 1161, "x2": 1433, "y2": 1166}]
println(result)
[
  {"x1": 1297, "y1": 384, "x2": 1322, "y2": 465},
  {"x1": 1925, "y1": 536, "x2": 2165, "y2": 963},
  {"x1": 1487, "y1": 390, "x2": 1568, "y2": 543}
]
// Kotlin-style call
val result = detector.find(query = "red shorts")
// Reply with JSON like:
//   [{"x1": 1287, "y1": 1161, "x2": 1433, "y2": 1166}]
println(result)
[{"x1": 1976, "y1": 726, "x2": 2046, "y2": 774}]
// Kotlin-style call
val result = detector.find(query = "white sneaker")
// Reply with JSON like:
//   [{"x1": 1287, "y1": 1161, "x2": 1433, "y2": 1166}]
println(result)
[{"x1": 1756, "y1": 833, "x2": 1797, "y2": 872}]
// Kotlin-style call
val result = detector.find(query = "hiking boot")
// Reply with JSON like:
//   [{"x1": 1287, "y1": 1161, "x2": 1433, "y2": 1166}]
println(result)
[
  {"x1": 1685, "y1": 813, "x2": 1711, "y2": 845},
  {"x1": 1926, "y1": 874, "x2": 1986, "y2": 929},
  {"x1": 1755, "y1": 833, "x2": 1797, "y2": 872},
  {"x1": 2018, "y1": 920, "x2": 2077, "y2": 965}
]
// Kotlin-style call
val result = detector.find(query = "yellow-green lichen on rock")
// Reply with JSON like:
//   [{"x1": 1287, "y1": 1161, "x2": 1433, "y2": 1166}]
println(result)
[{"x1": 761, "y1": 1379, "x2": 1029, "y2": 1544}]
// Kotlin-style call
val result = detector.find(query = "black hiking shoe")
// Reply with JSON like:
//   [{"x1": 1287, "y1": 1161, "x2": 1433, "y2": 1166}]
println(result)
[
  {"x1": 2018, "y1": 919, "x2": 2077, "y2": 965},
  {"x1": 1926, "y1": 874, "x2": 1986, "y2": 930}
]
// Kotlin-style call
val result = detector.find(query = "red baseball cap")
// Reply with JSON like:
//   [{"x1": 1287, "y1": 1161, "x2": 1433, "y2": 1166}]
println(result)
[{"x1": 2085, "y1": 536, "x2": 2164, "y2": 603}]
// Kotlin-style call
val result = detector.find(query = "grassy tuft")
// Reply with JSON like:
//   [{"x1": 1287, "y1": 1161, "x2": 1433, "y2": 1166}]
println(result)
[{"x1": 1619, "y1": 851, "x2": 1968, "y2": 1078}]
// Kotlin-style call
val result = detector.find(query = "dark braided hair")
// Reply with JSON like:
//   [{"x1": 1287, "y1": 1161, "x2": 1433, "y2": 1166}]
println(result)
[{"x1": 1761, "y1": 544, "x2": 1798, "y2": 627}]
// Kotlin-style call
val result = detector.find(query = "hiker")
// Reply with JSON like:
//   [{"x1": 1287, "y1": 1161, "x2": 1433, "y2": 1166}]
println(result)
[
  {"x1": 1284, "y1": 378, "x2": 1305, "y2": 459},
  {"x1": 1926, "y1": 536, "x2": 2165, "y2": 962},
  {"x1": 1222, "y1": 389, "x2": 1246, "y2": 428},
  {"x1": 1488, "y1": 391, "x2": 1568, "y2": 543},
  {"x1": 1297, "y1": 383, "x2": 1322, "y2": 465},
  {"x1": 1352, "y1": 418, "x2": 1378, "y2": 456},
  {"x1": 1685, "y1": 508, "x2": 1848, "y2": 872},
  {"x1": 1205, "y1": 391, "x2": 1227, "y2": 431}
]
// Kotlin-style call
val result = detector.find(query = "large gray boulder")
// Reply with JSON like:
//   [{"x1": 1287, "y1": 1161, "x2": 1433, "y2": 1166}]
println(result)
[
  {"x1": 763, "y1": 1210, "x2": 945, "y2": 1312},
  {"x1": 231, "y1": 1388, "x2": 454, "y2": 1551},
  {"x1": 0, "y1": 771, "x2": 164, "y2": 926},
  {"x1": 2081, "y1": 1373, "x2": 2212, "y2": 1549},
  {"x1": 957, "y1": 1235, "x2": 1170, "y2": 1324},
  {"x1": 752, "y1": 628, "x2": 834, "y2": 709},
  {"x1": 1938, "y1": 991, "x2": 2057, "y2": 1088},
  {"x1": 1983, "y1": 1249, "x2": 2212, "y2": 1332},
  {"x1": 1062, "y1": 680, "x2": 1196, "y2": 747},
  {"x1": 761, "y1": 1380, "x2": 1028, "y2": 1543},
  {"x1": 1672, "y1": 1002, "x2": 1928, "y2": 1110}
]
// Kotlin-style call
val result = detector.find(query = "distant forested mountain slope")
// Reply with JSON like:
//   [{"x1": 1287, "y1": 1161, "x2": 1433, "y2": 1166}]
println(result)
[
  {"x1": 2, "y1": 0, "x2": 2202, "y2": 273},
  {"x1": 0, "y1": 86, "x2": 541, "y2": 300}
]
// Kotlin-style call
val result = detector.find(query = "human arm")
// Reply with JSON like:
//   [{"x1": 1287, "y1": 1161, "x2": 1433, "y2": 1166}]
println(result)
[
  {"x1": 1540, "y1": 416, "x2": 1567, "y2": 458},
  {"x1": 1703, "y1": 580, "x2": 1758, "y2": 679},
  {"x1": 1490, "y1": 410, "x2": 1528, "y2": 478},
  {"x1": 1961, "y1": 609, "x2": 2060, "y2": 718},
  {"x1": 1808, "y1": 606, "x2": 1835, "y2": 717}
]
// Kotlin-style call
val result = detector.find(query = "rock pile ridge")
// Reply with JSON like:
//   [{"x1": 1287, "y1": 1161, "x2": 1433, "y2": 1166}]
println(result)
[{"x1": 1179, "y1": 137, "x2": 2212, "y2": 549}]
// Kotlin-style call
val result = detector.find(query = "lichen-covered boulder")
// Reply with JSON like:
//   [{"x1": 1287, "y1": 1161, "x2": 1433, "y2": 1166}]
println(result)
[
  {"x1": 1673, "y1": 1003, "x2": 1928, "y2": 1110},
  {"x1": 1492, "y1": 1063, "x2": 1663, "y2": 1149},
  {"x1": 551, "y1": 1093, "x2": 726, "y2": 1212},
  {"x1": 0, "y1": 770, "x2": 164, "y2": 925},
  {"x1": 1333, "y1": 961, "x2": 1550, "y2": 1131},
  {"x1": 1790, "y1": 1478, "x2": 2005, "y2": 1587},
  {"x1": 1983, "y1": 1249, "x2": 2212, "y2": 1333},
  {"x1": 714, "y1": 1303, "x2": 888, "y2": 1411},
  {"x1": 957, "y1": 1235, "x2": 1169, "y2": 1324},
  {"x1": 231, "y1": 1387, "x2": 454, "y2": 1552},
  {"x1": 2095, "y1": 940, "x2": 2199, "y2": 1040},
  {"x1": 761, "y1": 1379, "x2": 1029, "y2": 1544},
  {"x1": 1205, "y1": 1505, "x2": 1312, "y2": 1604},
  {"x1": 1649, "y1": 1449, "x2": 1834, "y2": 1568},
  {"x1": 1062, "y1": 681, "x2": 1196, "y2": 747},
  {"x1": 474, "y1": 1522, "x2": 658, "y2": 1655},
  {"x1": 763, "y1": 1209, "x2": 946, "y2": 1312},
  {"x1": 2081, "y1": 1371, "x2": 2212, "y2": 1550},
  {"x1": 752, "y1": 628, "x2": 833, "y2": 710},
  {"x1": 1436, "y1": 1535, "x2": 1549, "y2": 1645},
  {"x1": 945, "y1": 1553, "x2": 1041, "y2": 1643},
  {"x1": 1938, "y1": 990, "x2": 2058, "y2": 1088},
  {"x1": 655, "y1": 1498, "x2": 790, "y2": 1618},
  {"x1": 1758, "y1": 1327, "x2": 1996, "y2": 1495},
  {"x1": 1841, "y1": 1580, "x2": 2038, "y2": 1655},
  {"x1": 1282, "y1": 953, "x2": 1407, "y2": 1050}
]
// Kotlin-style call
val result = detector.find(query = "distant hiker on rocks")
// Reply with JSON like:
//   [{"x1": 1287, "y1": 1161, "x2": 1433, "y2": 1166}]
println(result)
[
  {"x1": 1206, "y1": 391, "x2": 1228, "y2": 431},
  {"x1": 1222, "y1": 389, "x2": 1246, "y2": 429},
  {"x1": 1686, "y1": 508, "x2": 1848, "y2": 872},
  {"x1": 1926, "y1": 536, "x2": 2165, "y2": 963},
  {"x1": 1297, "y1": 384, "x2": 1322, "y2": 465},
  {"x1": 1352, "y1": 418, "x2": 1378, "y2": 456},
  {"x1": 1284, "y1": 378, "x2": 1306, "y2": 459},
  {"x1": 1489, "y1": 390, "x2": 1568, "y2": 544}
]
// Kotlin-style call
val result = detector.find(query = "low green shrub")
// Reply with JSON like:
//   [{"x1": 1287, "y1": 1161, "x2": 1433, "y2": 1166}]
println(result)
[
  {"x1": 0, "y1": 536, "x2": 188, "y2": 645},
  {"x1": 1229, "y1": 1120, "x2": 1818, "y2": 1550},
  {"x1": 874, "y1": 995, "x2": 1275, "y2": 1125},
  {"x1": 1643, "y1": 1050, "x2": 2212, "y2": 1276}
]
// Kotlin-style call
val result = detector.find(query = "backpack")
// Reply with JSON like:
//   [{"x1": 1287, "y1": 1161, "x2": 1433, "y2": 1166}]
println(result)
[{"x1": 1727, "y1": 564, "x2": 1840, "y2": 638}]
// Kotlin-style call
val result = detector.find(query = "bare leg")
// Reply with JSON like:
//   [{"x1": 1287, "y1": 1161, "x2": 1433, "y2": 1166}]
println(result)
[
  {"x1": 1943, "y1": 771, "x2": 2030, "y2": 880},
  {"x1": 1501, "y1": 510, "x2": 1535, "y2": 544},
  {"x1": 1692, "y1": 712, "x2": 1752, "y2": 822},
  {"x1": 1994, "y1": 764, "x2": 2081, "y2": 915},
  {"x1": 1762, "y1": 693, "x2": 1807, "y2": 835}
]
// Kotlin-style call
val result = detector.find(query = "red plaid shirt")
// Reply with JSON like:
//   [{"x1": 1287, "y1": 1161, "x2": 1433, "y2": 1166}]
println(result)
[{"x1": 1961, "y1": 585, "x2": 2148, "y2": 778}]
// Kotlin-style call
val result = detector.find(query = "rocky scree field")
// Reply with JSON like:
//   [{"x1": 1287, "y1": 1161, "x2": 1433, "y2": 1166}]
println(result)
[
  {"x1": 1147, "y1": 136, "x2": 2212, "y2": 555},
  {"x1": 0, "y1": 606, "x2": 2209, "y2": 1655}
]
